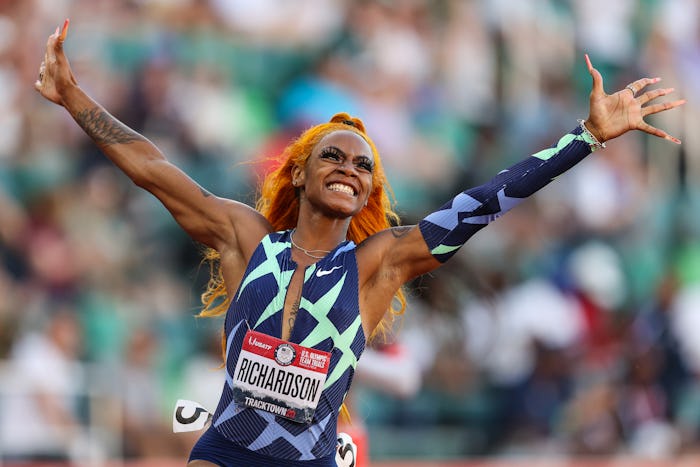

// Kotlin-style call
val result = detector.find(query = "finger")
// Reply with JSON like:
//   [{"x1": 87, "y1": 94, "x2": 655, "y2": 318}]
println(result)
[
  {"x1": 639, "y1": 122, "x2": 681, "y2": 145},
  {"x1": 59, "y1": 18, "x2": 70, "y2": 42},
  {"x1": 53, "y1": 20, "x2": 70, "y2": 65},
  {"x1": 641, "y1": 98, "x2": 687, "y2": 118},
  {"x1": 46, "y1": 34, "x2": 58, "y2": 63},
  {"x1": 45, "y1": 23, "x2": 64, "y2": 62},
  {"x1": 626, "y1": 77, "x2": 661, "y2": 95},
  {"x1": 47, "y1": 40, "x2": 56, "y2": 63},
  {"x1": 638, "y1": 87, "x2": 675, "y2": 106},
  {"x1": 585, "y1": 54, "x2": 604, "y2": 97}
]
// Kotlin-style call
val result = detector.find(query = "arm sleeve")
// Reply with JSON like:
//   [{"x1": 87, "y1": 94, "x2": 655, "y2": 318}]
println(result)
[{"x1": 418, "y1": 124, "x2": 598, "y2": 263}]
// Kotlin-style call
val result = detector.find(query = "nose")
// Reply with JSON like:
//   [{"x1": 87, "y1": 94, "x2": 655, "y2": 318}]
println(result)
[{"x1": 336, "y1": 159, "x2": 358, "y2": 176}]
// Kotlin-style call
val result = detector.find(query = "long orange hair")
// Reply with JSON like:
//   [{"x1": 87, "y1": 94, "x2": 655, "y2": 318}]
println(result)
[{"x1": 198, "y1": 112, "x2": 406, "y2": 341}]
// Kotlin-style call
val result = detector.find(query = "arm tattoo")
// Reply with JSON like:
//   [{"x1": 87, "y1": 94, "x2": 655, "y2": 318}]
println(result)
[
  {"x1": 390, "y1": 226, "x2": 412, "y2": 238},
  {"x1": 287, "y1": 298, "x2": 300, "y2": 338},
  {"x1": 199, "y1": 187, "x2": 212, "y2": 198},
  {"x1": 75, "y1": 107, "x2": 145, "y2": 146}
]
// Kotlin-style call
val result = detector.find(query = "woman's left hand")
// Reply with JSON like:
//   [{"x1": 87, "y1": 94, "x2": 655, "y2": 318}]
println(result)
[{"x1": 584, "y1": 54, "x2": 685, "y2": 145}]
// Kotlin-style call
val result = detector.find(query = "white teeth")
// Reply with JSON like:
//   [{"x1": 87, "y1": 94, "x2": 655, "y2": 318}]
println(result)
[{"x1": 328, "y1": 183, "x2": 355, "y2": 196}]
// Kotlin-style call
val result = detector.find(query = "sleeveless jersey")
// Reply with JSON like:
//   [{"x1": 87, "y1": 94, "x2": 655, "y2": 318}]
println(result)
[{"x1": 211, "y1": 230, "x2": 366, "y2": 461}]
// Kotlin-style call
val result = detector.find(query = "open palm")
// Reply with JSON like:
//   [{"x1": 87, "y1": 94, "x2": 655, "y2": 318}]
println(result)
[{"x1": 584, "y1": 54, "x2": 685, "y2": 145}]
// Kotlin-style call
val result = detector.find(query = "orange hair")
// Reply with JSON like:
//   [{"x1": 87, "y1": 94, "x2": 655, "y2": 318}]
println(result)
[{"x1": 199, "y1": 112, "x2": 406, "y2": 342}]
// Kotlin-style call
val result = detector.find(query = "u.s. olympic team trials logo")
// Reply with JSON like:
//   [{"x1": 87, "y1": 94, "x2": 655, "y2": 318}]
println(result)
[{"x1": 274, "y1": 343, "x2": 296, "y2": 366}]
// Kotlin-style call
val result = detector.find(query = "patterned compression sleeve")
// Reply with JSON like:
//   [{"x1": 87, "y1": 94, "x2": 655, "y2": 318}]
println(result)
[{"x1": 419, "y1": 124, "x2": 598, "y2": 263}]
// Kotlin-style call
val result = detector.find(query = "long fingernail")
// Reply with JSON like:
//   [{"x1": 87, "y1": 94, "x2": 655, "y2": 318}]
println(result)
[{"x1": 60, "y1": 18, "x2": 70, "y2": 40}]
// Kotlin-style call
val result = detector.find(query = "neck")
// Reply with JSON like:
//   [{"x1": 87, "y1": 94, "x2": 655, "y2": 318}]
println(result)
[
  {"x1": 293, "y1": 213, "x2": 351, "y2": 249},
  {"x1": 290, "y1": 229, "x2": 332, "y2": 259}
]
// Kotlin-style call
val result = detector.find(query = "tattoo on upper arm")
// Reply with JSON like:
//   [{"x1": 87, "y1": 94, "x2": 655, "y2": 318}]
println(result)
[
  {"x1": 75, "y1": 107, "x2": 145, "y2": 146},
  {"x1": 390, "y1": 226, "x2": 413, "y2": 238},
  {"x1": 286, "y1": 296, "x2": 301, "y2": 340},
  {"x1": 200, "y1": 187, "x2": 212, "y2": 198},
  {"x1": 288, "y1": 308, "x2": 298, "y2": 330}
]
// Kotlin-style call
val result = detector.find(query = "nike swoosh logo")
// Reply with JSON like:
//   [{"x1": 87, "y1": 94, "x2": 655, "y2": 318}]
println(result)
[{"x1": 316, "y1": 266, "x2": 342, "y2": 277}]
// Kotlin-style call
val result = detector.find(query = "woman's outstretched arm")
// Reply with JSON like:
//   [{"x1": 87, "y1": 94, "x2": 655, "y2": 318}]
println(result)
[
  {"x1": 34, "y1": 20, "x2": 270, "y2": 255},
  {"x1": 418, "y1": 54, "x2": 685, "y2": 265},
  {"x1": 358, "y1": 55, "x2": 685, "y2": 333}
]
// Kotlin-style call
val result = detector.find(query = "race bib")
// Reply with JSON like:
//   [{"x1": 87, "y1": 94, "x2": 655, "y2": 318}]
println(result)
[{"x1": 231, "y1": 330, "x2": 331, "y2": 424}]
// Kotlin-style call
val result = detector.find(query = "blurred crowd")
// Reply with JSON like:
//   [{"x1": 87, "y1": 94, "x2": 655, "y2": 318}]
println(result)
[{"x1": 1, "y1": 0, "x2": 700, "y2": 463}]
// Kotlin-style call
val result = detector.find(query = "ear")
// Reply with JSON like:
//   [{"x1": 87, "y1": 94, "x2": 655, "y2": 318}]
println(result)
[{"x1": 291, "y1": 164, "x2": 305, "y2": 187}]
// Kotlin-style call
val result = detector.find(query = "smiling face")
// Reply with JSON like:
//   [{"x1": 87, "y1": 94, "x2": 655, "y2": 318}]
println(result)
[{"x1": 293, "y1": 130, "x2": 375, "y2": 219}]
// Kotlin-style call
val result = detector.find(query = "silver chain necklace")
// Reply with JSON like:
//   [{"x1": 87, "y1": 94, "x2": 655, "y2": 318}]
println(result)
[{"x1": 289, "y1": 229, "x2": 331, "y2": 259}]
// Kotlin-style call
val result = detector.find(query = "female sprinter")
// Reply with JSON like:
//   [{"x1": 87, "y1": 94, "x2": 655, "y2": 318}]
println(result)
[{"x1": 35, "y1": 20, "x2": 684, "y2": 467}]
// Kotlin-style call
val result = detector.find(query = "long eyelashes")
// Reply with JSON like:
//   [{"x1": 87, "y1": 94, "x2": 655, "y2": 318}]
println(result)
[
  {"x1": 320, "y1": 147, "x2": 343, "y2": 161},
  {"x1": 356, "y1": 160, "x2": 373, "y2": 173},
  {"x1": 319, "y1": 146, "x2": 374, "y2": 173}
]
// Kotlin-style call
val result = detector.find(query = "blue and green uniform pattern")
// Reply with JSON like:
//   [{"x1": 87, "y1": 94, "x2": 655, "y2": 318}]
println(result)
[
  {"x1": 210, "y1": 230, "x2": 364, "y2": 461},
  {"x1": 419, "y1": 124, "x2": 598, "y2": 262},
  {"x1": 196, "y1": 123, "x2": 598, "y2": 464}
]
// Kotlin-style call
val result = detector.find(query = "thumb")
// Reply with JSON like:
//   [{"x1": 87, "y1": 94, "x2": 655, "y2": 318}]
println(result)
[
  {"x1": 58, "y1": 19, "x2": 70, "y2": 42},
  {"x1": 53, "y1": 19, "x2": 69, "y2": 55},
  {"x1": 585, "y1": 54, "x2": 605, "y2": 98},
  {"x1": 53, "y1": 20, "x2": 71, "y2": 66}
]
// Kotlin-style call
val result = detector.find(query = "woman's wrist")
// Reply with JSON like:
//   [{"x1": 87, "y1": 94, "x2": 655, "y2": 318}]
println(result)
[
  {"x1": 59, "y1": 83, "x2": 85, "y2": 110},
  {"x1": 578, "y1": 119, "x2": 606, "y2": 151},
  {"x1": 581, "y1": 119, "x2": 605, "y2": 142}
]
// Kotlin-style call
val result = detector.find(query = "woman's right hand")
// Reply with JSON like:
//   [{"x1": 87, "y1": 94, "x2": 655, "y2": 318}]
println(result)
[{"x1": 34, "y1": 19, "x2": 77, "y2": 106}]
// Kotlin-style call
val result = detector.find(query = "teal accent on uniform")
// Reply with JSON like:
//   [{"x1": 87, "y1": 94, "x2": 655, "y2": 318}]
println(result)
[
  {"x1": 432, "y1": 243, "x2": 463, "y2": 255},
  {"x1": 532, "y1": 133, "x2": 581, "y2": 160},
  {"x1": 297, "y1": 271, "x2": 363, "y2": 388},
  {"x1": 248, "y1": 236, "x2": 293, "y2": 328},
  {"x1": 323, "y1": 315, "x2": 361, "y2": 388}
]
